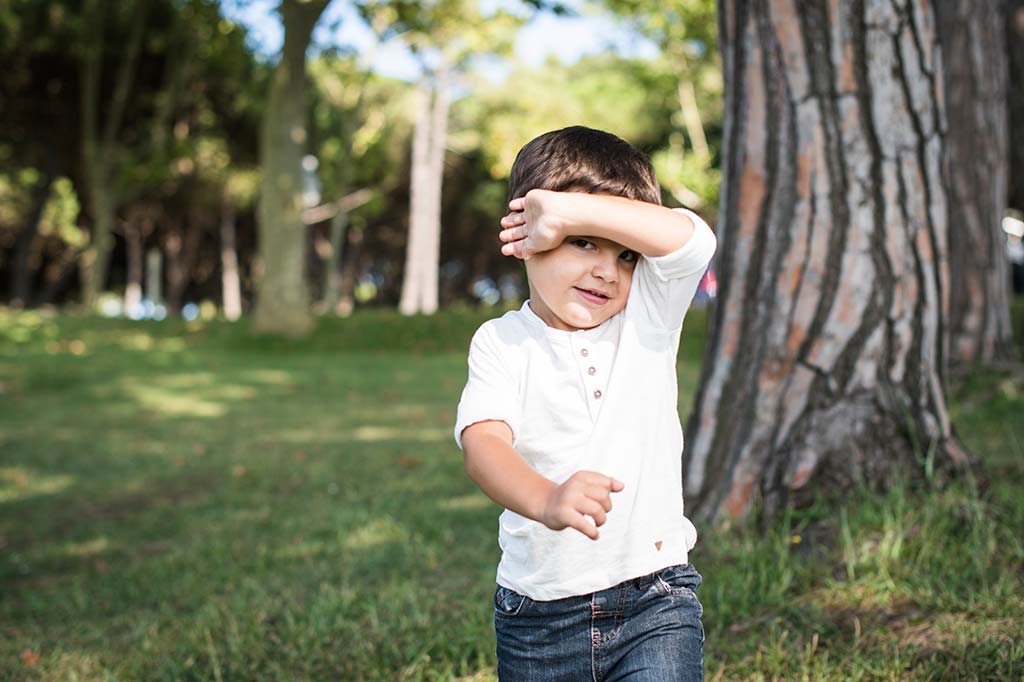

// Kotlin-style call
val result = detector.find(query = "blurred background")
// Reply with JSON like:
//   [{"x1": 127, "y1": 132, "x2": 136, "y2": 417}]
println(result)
[
  {"x1": 0, "y1": 0, "x2": 723, "y2": 323},
  {"x1": 2, "y1": 1, "x2": 1023, "y2": 680}
]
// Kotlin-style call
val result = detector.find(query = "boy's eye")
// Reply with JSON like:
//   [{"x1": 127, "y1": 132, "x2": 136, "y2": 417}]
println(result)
[
  {"x1": 619, "y1": 250, "x2": 638, "y2": 263},
  {"x1": 571, "y1": 238, "x2": 594, "y2": 249}
]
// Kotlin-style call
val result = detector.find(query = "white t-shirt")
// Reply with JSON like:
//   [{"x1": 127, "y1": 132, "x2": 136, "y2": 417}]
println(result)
[{"x1": 453, "y1": 208, "x2": 717, "y2": 601}]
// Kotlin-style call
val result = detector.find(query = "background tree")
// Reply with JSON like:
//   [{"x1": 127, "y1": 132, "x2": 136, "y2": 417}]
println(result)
[
  {"x1": 1009, "y1": 0, "x2": 1024, "y2": 214},
  {"x1": 599, "y1": 0, "x2": 722, "y2": 210},
  {"x1": 684, "y1": 0, "x2": 975, "y2": 522},
  {"x1": 935, "y1": 0, "x2": 1016, "y2": 367},
  {"x1": 253, "y1": 0, "x2": 331, "y2": 336}
]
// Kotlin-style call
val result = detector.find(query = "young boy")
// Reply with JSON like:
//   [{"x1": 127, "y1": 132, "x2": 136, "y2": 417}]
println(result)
[{"x1": 453, "y1": 126, "x2": 717, "y2": 681}]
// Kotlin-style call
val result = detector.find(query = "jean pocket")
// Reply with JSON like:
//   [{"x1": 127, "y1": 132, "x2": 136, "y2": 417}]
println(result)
[
  {"x1": 494, "y1": 584, "x2": 530, "y2": 617},
  {"x1": 654, "y1": 563, "x2": 702, "y2": 599}
]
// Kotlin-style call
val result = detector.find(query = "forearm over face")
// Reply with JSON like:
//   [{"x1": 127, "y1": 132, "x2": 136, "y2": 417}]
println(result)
[
  {"x1": 462, "y1": 429, "x2": 557, "y2": 523},
  {"x1": 532, "y1": 190, "x2": 697, "y2": 258}
]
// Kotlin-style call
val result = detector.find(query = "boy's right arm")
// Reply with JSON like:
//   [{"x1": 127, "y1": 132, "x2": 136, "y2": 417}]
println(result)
[{"x1": 461, "y1": 420, "x2": 624, "y2": 540}]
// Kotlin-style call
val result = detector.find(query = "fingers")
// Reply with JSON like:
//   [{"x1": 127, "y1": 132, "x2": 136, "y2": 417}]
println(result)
[
  {"x1": 508, "y1": 197, "x2": 525, "y2": 212},
  {"x1": 576, "y1": 497, "x2": 607, "y2": 526},
  {"x1": 498, "y1": 225, "x2": 527, "y2": 243},
  {"x1": 500, "y1": 211, "x2": 525, "y2": 228}
]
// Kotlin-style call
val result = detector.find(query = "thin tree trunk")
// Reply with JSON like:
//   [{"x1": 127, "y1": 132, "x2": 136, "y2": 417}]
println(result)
[
  {"x1": 678, "y1": 79, "x2": 710, "y2": 159},
  {"x1": 123, "y1": 218, "x2": 143, "y2": 315},
  {"x1": 399, "y1": 78, "x2": 433, "y2": 315},
  {"x1": 78, "y1": 0, "x2": 147, "y2": 308},
  {"x1": 420, "y1": 64, "x2": 450, "y2": 314},
  {"x1": 9, "y1": 173, "x2": 52, "y2": 307},
  {"x1": 936, "y1": 0, "x2": 1016, "y2": 367},
  {"x1": 252, "y1": 0, "x2": 329, "y2": 336},
  {"x1": 321, "y1": 209, "x2": 349, "y2": 314},
  {"x1": 220, "y1": 191, "x2": 242, "y2": 321},
  {"x1": 685, "y1": 0, "x2": 974, "y2": 522}
]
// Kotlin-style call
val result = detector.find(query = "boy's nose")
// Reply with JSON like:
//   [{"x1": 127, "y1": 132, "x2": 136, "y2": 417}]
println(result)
[{"x1": 592, "y1": 257, "x2": 618, "y2": 282}]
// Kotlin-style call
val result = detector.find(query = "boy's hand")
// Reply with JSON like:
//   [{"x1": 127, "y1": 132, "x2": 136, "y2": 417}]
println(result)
[
  {"x1": 540, "y1": 470, "x2": 625, "y2": 541},
  {"x1": 498, "y1": 189, "x2": 567, "y2": 259}
]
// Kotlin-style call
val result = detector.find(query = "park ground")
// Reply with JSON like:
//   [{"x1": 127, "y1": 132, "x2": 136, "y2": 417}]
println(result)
[{"x1": 1, "y1": 302, "x2": 1023, "y2": 681}]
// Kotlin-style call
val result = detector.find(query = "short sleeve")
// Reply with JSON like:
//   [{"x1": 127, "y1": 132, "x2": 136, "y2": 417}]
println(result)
[
  {"x1": 628, "y1": 207, "x2": 717, "y2": 331},
  {"x1": 453, "y1": 324, "x2": 521, "y2": 450}
]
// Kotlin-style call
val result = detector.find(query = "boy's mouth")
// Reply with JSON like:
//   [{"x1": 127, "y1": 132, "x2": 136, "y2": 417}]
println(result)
[{"x1": 574, "y1": 287, "x2": 610, "y2": 303}]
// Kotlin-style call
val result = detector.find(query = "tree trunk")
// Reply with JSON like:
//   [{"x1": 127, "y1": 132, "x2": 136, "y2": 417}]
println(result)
[
  {"x1": 399, "y1": 66, "x2": 450, "y2": 315},
  {"x1": 220, "y1": 191, "x2": 242, "y2": 321},
  {"x1": 252, "y1": 0, "x2": 329, "y2": 336},
  {"x1": 8, "y1": 173, "x2": 52, "y2": 307},
  {"x1": 935, "y1": 0, "x2": 1016, "y2": 367},
  {"x1": 685, "y1": 0, "x2": 974, "y2": 522},
  {"x1": 321, "y1": 208, "x2": 350, "y2": 314},
  {"x1": 123, "y1": 218, "x2": 143, "y2": 315},
  {"x1": 78, "y1": 0, "x2": 147, "y2": 308},
  {"x1": 1008, "y1": 0, "x2": 1024, "y2": 212},
  {"x1": 399, "y1": 78, "x2": 433, "y2": 315}
]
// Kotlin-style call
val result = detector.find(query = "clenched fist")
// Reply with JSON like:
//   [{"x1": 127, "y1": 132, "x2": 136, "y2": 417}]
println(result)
[{"x1": 540, "y1": 470, "x2": 624, "y2": 540}]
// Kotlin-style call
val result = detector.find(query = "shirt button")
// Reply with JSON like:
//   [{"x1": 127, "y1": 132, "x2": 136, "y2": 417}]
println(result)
[
  {"x1": 593, "y1": 389, "x2": 602, "y2": 399},
  {"x1": 580, "y1": 348, "x2": 589, "y2": 357},
  {"x1": 588, "y1": 367, "x2": 596, "y2": 375}
]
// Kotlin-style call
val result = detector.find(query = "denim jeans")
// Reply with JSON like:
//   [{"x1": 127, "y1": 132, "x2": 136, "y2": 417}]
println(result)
[{"x1": 494, "y1": 563, "x2": 704, "y2": 681}]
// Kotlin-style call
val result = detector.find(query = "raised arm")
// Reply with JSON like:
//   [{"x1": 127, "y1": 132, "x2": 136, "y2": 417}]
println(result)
[{"x1": 498, "y1": 189, "x2": 697, "y2": 260}]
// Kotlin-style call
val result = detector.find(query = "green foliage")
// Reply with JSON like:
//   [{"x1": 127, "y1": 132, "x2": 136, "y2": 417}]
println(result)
[
  {"x1": 37, "y1": 178, "x2": 84, "y2": 247},
  {"x1": 462, "y1": 53, "x2": 679, "y2": 179}
]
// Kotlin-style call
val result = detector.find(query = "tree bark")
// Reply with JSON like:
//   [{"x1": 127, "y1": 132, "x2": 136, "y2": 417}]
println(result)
[
  {"x1": 685, "y1": 0, "x2": 975, "y2": 522},
  {"x1": 252, "y1": 0, "x2": 329, "y2": 336},
  {"x1": 935, "y1": 0, "x2": 1016, "y2": 367},
  {"x1": 1008, "y1": 0, "x2": 1024, "y2": 212}
]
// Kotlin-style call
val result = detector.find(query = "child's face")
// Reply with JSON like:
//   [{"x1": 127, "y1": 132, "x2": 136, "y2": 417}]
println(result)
[{"x1": 525, "y1": 235, "x2": 639, "y2": 331}]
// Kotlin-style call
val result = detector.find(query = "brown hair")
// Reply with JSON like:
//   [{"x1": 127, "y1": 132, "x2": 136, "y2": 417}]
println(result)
[{"x1": 507, "y1": 126, "x2": 662, "y2": 205}]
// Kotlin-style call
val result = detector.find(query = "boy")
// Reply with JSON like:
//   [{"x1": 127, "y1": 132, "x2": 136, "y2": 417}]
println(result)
[{"x1": 453, "y1": 126, "x2": 717, "y2": 681}]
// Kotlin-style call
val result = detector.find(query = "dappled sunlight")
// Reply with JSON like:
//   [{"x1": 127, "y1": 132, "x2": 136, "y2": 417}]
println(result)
[
  {"x1": 343, "y1": 517, "x2": 407, "y2": 550},
  {"x1": 116, "y1": 373, "x2": 262, "y2": 418},
  {"x1": 438, "y1": 493, "x2": 491, "y2": 511},
  {"x1": 60, "y1": 536, "x2": 113, "y2": 558},
  {"x1": 0, "y1": 466, "x2": 74, "y2": 503},
  {"x1": 115, "y1": 333, "x2": 187, "y2": 353},
  {"x1": 124, "y1": 383, "x2": 227, "y2": 417},
  {"x1": 277, "y1": 424, "x2": 449, "y2": 444},
  {"x1": 351, "y1": 425, "x2": 448, "y2": 443},
  {"x1": 239, "y1": 369, "x2": 294, "y2": 385}
]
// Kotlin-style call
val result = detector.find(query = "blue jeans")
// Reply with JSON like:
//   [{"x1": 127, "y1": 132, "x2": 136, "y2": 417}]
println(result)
[{"x1": 494, "y1": 563, "x2": 704, "y2": 681}]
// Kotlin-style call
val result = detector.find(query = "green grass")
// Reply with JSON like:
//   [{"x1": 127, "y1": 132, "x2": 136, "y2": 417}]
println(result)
[{"x1": 1, "y1": 301, "x2": 1022, "y2": 681}]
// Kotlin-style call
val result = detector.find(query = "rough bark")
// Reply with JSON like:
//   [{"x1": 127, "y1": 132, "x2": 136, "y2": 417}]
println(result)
[
  {"x1": 935, "y1": 0, "x2": 1016, "y2": 367},
  {"x1": 252, "y1": 0, "x2": 329, "y2": 336},
  {"x1": 399, "y1": 65, "x2": 450, "y2": 315},
  {"x1": 685, "y1": 0, "x2": 975, "y2": 522}
]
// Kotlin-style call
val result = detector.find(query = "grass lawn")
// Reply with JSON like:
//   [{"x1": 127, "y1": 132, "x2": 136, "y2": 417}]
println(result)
[{"x1": 1, "y1": 302, "x2": 1022, "y2": 681}]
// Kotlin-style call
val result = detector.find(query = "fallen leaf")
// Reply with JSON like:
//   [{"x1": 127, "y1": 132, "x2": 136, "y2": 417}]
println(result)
[{"x1": 20, "y1": 650, "x2": 39, "y2": 668}]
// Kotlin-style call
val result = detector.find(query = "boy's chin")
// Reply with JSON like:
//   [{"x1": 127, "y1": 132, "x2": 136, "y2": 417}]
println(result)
[{"x1": 562, "y1": 304, "x2": 617, "y2": 329}]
